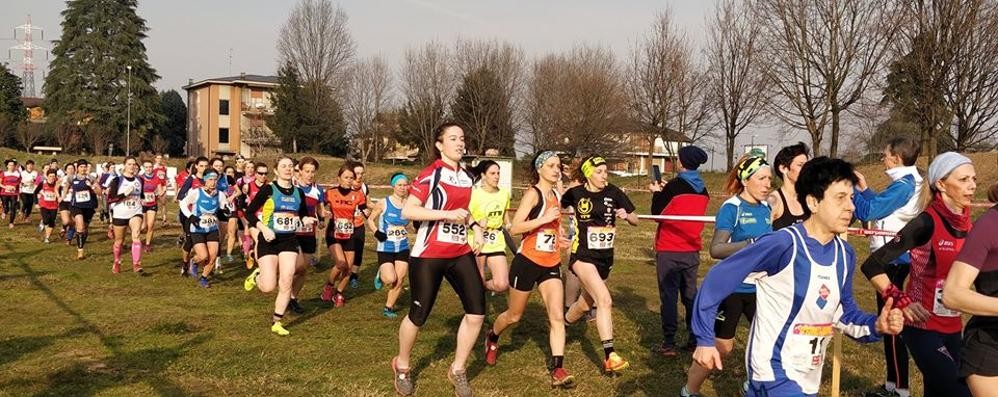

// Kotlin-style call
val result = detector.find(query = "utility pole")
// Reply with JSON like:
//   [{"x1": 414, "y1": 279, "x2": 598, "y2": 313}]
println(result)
[
  {"x1": 126, "y1": 65, "x2": 132, "y2": 156},
  {"x1": 9, "y1": 15, "x2": 47, "y2": 97}
]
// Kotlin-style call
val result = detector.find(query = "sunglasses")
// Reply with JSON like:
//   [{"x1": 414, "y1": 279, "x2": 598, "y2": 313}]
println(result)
[{"x1": 256, "y1": 172, "x2": 268, "y2": 176}]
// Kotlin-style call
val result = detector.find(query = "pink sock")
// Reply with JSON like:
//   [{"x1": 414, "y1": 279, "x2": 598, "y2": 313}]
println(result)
[
  {"x1": 113, "y1": 243, "x2": 122, "y2": 263},
  {"x1": 242, "y1": 235, "x2": 253, "y2": 254},
  {"x1": 131, "y1": 241, "x2": 142, "y2": 264}
]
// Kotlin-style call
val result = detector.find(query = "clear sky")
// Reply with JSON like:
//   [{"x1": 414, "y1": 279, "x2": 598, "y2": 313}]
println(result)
[{"x1": 3, "y1": 0, "x2": 807, "y2": 166}]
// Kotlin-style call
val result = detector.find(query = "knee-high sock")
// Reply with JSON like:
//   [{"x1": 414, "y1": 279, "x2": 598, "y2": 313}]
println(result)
[
  {"x1": 131, "y1": 241, "x2": 142, "y2": 264},
  {"x1": 242, "y1": 234, "x2": 253, "y2": 254},
  {"x1": 76, "y1": 232, "x2": 87, "y2": 249},
  {"x1": 66, "y1": 226, "x2": 75, "y2": 241},
  {"x1": 113, "y1": 242, "x2": 123, "y2": 262}
]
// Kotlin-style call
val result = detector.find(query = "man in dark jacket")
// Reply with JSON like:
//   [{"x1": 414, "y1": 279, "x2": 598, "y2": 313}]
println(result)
[{"x1": 649, "y1": 145, "x2": 710, "y2": 356}]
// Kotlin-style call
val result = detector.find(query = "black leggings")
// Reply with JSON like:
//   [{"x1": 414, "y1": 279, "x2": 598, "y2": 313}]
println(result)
[
  {"x1": 406, "y1": 253, "x2": 486, "y2": 327},
  {"x1": 1, "y1": 196, "x2": 17, "y2": 224},
  {"x1": 19, "y1": 193, "x2": 35, "y2": 217},
  {"x1": 903, "y1": 327, "x2": 970, "y2": 397}
]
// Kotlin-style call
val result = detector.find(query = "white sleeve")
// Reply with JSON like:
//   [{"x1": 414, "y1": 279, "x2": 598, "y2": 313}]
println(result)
[{"x1": 179, "y1": 190, "x2": 197, "y2": 217}]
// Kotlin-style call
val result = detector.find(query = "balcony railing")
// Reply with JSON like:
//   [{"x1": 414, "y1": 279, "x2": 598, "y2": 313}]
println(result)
[{"x1": 241, "y1": 101, "x2": 275, "y2": 115}]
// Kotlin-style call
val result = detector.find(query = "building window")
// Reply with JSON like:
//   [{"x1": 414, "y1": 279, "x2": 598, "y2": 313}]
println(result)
[
  {"x1": 219, "y1": 99, "x2": 229, "y2": 115},
  {"x1": 219, "y1": 127, "x2": 229, "y2": 144}
]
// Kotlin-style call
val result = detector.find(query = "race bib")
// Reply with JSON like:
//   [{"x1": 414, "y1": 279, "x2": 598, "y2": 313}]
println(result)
[
  {"x1": 142, "y1": 192, "x2": 157, "y2": 205},
  {"x1": 933, "y1": 279, "x2": 961, "y2": 317},
  {"x1": 42, "y1": 191, "x2": 57, "y2": 201},
  {"x1": 535, "y1": 229, "x2": 557, "y2": 252},
  {"x1": 2, "y1": 185, "x2": 14, "y2": 193},
  {"x1": 788, "y1": 323, "x2": 833, "y2": 371},
  {"x1": 587, "y1": 226, "x2": 616, "y2": 250},
  {"x1": 21, "y1": 182, "x2": 35, "y2": 191},
  {"x1": 483, "y1": 229, "x2": 499, "y2": 246},
  {"x1": 273, "y1": 212, "x2": 300, "y2": 233},
  {"x1": 123, "y1": 197, "x2": 140, "y2": 209},
  {"x1": 74, "y1": 190, "x2": 91, "y2": 203},
  {"x1": 297, "y1": 221, "x2": 315, "y2": 234},
  {"x1": 387, "y1": 225, "x2": 408, "y2": 242},
  {"x1": 436, "y1": 222, "x2": 467, "y2": 245},
  {"x1": 198, "y1": 214, "x2": 218, "y2": 229},
  {"x1": 334, "y1": 218, "x2": 354, "y2": 239}
]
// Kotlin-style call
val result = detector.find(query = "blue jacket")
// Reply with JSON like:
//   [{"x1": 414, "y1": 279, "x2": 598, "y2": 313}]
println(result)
[{"x1": 853, "y1": 174, "x2": 917, "y2": 222}]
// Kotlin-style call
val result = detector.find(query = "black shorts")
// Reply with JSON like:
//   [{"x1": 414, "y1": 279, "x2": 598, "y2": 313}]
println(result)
[
  {"x1": 142, "y1": 205, "x2": 158, "y2": 213},
  {"x1": 961, "y1": 327, "x2": 998, "y2": 377},
  {"x1": 406, "y1": 253, "x2": 486, "y2": 327},
  {"x1": 217, "y1": 211, "x2": 229, "y2": 223},
  {"x1": 509, "y1": 254, "x2": 562, "y2": 292},
  {"x1": 59, "y1": 201, "x2": 71, "y2": 212},
  {"x1": 325, "y1": 233, "x2": 356, "y2": 251},
  {"x1": 257, "y1": 233, "x2": 300, "y2": 257},
  {"x1": 190, "y1": 230, "x2": 221, "y2": 245},
  {"x1": 378, "y1": 250, "x2": 411, "y2": 264},
  {"x1": 715, "y1": 292, "x2": 757, "y2": 340},
  {"x1": 41, "y1": 208, "x2": 57, "y2": 227},
  {"x1": 70, "y1": 207, "x2": 96, "y2": 224},
  {"x1": 569, "y1": 255, "x2": 613, "y2": 280},
  {"x1": 477, "y1": 252, "x2": 506, "y2": 259},
  {"x1": 297, "y1": 235, "x2": 318, "y2": 255},
  {"x1": 111, "y1": 215, "x2": 142, "y2": 227}
]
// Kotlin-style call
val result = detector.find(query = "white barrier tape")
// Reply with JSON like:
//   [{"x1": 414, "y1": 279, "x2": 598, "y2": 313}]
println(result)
[{"x1": 636, "y1": 214, "x2": 717, "y2": 223}]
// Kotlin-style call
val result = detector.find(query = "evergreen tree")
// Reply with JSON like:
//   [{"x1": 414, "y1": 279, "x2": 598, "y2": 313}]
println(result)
[
  {"x1": 0, "y1": 63, "x2": 27, "y2": 147},
  {"x1": 157, "y1": 90, "x2": 187, "y2": 156},
  {"x1": 43, "y1": 0, "x2": 164, "y2": 154},
  {"x1": 270, "y1": 62, "x2": 348, "y2": 155}
]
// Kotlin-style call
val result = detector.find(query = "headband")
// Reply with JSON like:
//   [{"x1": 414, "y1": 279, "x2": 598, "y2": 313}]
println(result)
[
  {"x1": 534, "y1": 151, "x2": 557, "y2": 170},
  {"x1": 390, "y1": 173, "x2": 408, "y2": 186},
  {"x1": 737, "y1": 156, "x2": 769, "y2": 181},
  {"x1": 581, "y1": 156, "x2": 607, "y2": 179},
  {"x1": 203, "y1": 171, "x2": 219, "y2": 180}
]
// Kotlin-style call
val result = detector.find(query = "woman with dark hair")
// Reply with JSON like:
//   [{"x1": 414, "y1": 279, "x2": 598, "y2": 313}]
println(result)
[
  {"x1": 69, "y1": 160, "x2": 100, "y2": 260},
  {"x1": 242, "y1": 156, "x2": 316, "y2": 336},
  {"x1": 768, "y1": 142, "x2": 809, "y2": 229},
  {"x1": 222, "y1": 165, "x2": 241, "y2": 263},
  {"x1": 58, "y1": 163, "x2": 77, "y2": 244},
  {"x1": 289, "y1": 157, "x2": 324, "y2": 314},
  {"x1": 1, "y1": 159, "x2": 21, "y2": 228},
  {"x1": 562, "y1": 155, "x2": 639, "y2": 374},
  {"x1": 106, "y1": 156, "x2": 147, "y2": 274},
  {"x1": 469, "y1": 159, "x2": 512, "y2": 293},
  {"x1": 179, "y1": 170, "x2": 229, "y2": 287},
  {"x1": 943, "y1": 182, "x2": 998, "y2": 397},
  {"x1": 321, "y1": 164, "x2": 367, "y2": 307},
  {"x1": 483, "y1": 150, "x2": 576, "y2": 388},
  {"x1": 861, "y1": 152, "x2": 977, "y2": 397},
  {"x1": 34, "y1": 169, "x2": 60, "y2": 243},
  {"x1": 390, "y1": 122, "x2": 485, "y2": 397}
]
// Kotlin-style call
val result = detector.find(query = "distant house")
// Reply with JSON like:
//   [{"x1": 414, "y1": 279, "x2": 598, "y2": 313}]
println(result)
[
  {"x1": 183, "y1": 73, "x2": 279, "y2": 158},
  {"x1": 607, "y1": 129, "x2": 692, "y2": 176},
  {"x1": 20, "y1": 97, "x2": 45, "y2": 122}
]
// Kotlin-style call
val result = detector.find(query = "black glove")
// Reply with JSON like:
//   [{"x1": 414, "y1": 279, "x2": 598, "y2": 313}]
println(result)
[
  {"x1": 375, "y1": 230, "x2": 388, "y2": 242},
  {"x1": 189, "y1": 216, "x2": 201, "y2": 229}
]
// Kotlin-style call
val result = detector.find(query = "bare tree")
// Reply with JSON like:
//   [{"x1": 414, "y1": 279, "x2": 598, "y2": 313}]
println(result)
[
  {"x1": 84, "y1": 124, "x2": 114, "y2": 156},
  {"x1": 397, "y1": 41, "x2": 456, "y2": 162},
  {"x1": 14, "y1": 121, "x2": 47, "y2": 152},
  {"x1": 278, "y1": 0, "x2": 356, "y2": 95},
  {"x1": 945, "y1": 1, "x2": 998, "y2": 151},
  {"x1": 151, "y1": 135, "x2": 170, "y2": 156},
  {"x1": 707, "y1": 0, "x2": 770, "y2": 169},
  {"x1": 450, "y1": 39, "x2": 525, "y2": 156},
  {"x1": 522, "y1": 46, "x2": 629, "y2": 157},
  {"x1": 626, "y1": 9, "x2": 716, "y2": 170},
  {"x1": 754, "y1": 0, "x2": 902, "y2": 156},
  {"x1": 344, "y1": 56, "x2": 394, "y2": 162}
]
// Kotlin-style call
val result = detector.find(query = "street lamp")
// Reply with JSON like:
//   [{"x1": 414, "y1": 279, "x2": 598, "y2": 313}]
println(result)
[
  {"x1": 126, "y1": 65, "x2": 132, "y2": 156},
  {"x1": 751, "y1": 134, "x2": 757, "y2": 148}
]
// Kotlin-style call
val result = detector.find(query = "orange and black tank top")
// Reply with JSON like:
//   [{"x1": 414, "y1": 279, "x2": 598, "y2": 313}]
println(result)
[{"x1": 518, "y1": 186, "x2": 562, "y2": 267}]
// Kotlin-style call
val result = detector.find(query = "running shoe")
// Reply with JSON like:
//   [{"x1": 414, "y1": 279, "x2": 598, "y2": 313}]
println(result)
[
  {"x1": 181, "y1": 261, "x2": 189, "y2": 277},
  {"x1": 43, "y1": 237, "x2": 50, "y2": 244},
  {"x1": 189, "y1": 261, "x2": 199, "y2": 278},
  {"x1": 447, "y1": 367, "x2": 473, "y2": 397},
  {"x1": 215, "y1": 258, "x2": 223, "y2": 275},
  {"x1": 59, "y1": 228, "x2": 65, "y2": 239},
  {"x1": 321, "y1": 284, "x2": 335, "y2": 302},
  {"x1": 143, "y1": 243, "x2": 151, "y2": 254},
  {"x1": 484, "y1": 335, "x2": 500, "y2": 366},
  {"x1": 383, "y1": 307, "x2": 398, "y2": 319},
  {"x1": 391, "y1": 356, "x2": 414, "y2": 396},
  {"x1": 374, "y1": 270, "x2": 383, "y2": 290},
  {"x1": 863, "y1": 386, "x2": 901, "y2": 397},
  {"x1": 550, "y1": 367, "x2": 576, "y2": 389},
  {"x1": 350, "y1": 278, "x2": 360, "y2": 289},
  {"x1": 334, "y1": 293, "x2": 345, "y2": 308},
  {"x1": 585, "y1": 308, "x2": 597, "y2": 322},
  {"x1": 199, "y1": 276, "x2": 211, "y2": 288},
  {"x1": 133, "y1": 262, "x2": 143, "y2": 274},
  {"x1": 244, "y1": 268, "x2": 260, "y2": 291},
  {"x1": 112, "y1": 260, "x2": 121, "y2": 274},
  {"x1": 679, "y1": 385, "x2": 701, "y2": 397},
  {"x1": 76, "y1": 250, "x2": 85, "y2": 260},
  {"x1": 37, "y1": 222, "x2": 44, "y2": 233},
  {"x1": 603, "y1": 352, "x2": 629, "y2": 374},
  {"x1": 289, "y1": 298, "x2": 305, "y2": 314},
  {"x1": 656, "y1": 343, "x2": 679, "y2": 357},
  {"x1": 245, "y1": 256, "x2": 255, "y2": 270},
  {"x1": 224, "y1": 254, "x2": 234, "y2": 264},
  {"x1": 270, "y1": 321, "x2": 290, "y2": 336}
]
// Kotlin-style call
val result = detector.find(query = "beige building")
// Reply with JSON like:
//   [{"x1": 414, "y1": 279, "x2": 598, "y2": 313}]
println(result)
[
  {"x1": 183, "y1": 74, "x2": 279, "y2": 158},
  {"x1": 608, "y1": 130, "x2": 692, "y2": 176}
]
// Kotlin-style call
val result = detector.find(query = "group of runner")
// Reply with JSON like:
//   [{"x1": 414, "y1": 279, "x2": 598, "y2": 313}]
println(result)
[{"x1": 3, "y1": 123, "x2": 996, "y2": 397}]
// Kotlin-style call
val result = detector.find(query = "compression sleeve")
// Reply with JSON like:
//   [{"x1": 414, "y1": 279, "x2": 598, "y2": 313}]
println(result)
[{"x1": 861, "y1": 212, "x2": 933, "y2": 280}]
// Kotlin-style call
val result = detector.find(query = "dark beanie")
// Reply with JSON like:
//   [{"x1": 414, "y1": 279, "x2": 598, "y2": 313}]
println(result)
[{"x1": 678, "y1": 146, "x2": 708, "y2": 170}]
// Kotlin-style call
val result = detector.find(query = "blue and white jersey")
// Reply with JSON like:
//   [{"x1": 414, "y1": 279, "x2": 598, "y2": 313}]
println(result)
[
  {"x1": 716, "y1": 195, "x2": 772, "y2": 293},
  {"x1": 179, "y1": 188, "x2": 228, "y2": 234},
  {"x1": 377, "y1": 196, "x2": 410, "y2": 253},
  {"x1": 693, "y1": 223, "x2": 880, "y2": 396}
]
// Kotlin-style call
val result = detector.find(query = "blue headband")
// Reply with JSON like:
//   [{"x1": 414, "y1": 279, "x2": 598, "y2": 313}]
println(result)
[
  {"x1": 534, "y1": 151, "x2": 557, "y2": 170},
  {"x1": 390, "y1": 173, "x2": 408, "y2": 186}
]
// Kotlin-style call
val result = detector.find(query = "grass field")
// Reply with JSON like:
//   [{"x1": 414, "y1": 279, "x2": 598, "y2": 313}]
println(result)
[{"x1": 0, "y1": 149, "x2": 994, "y2": 396}]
